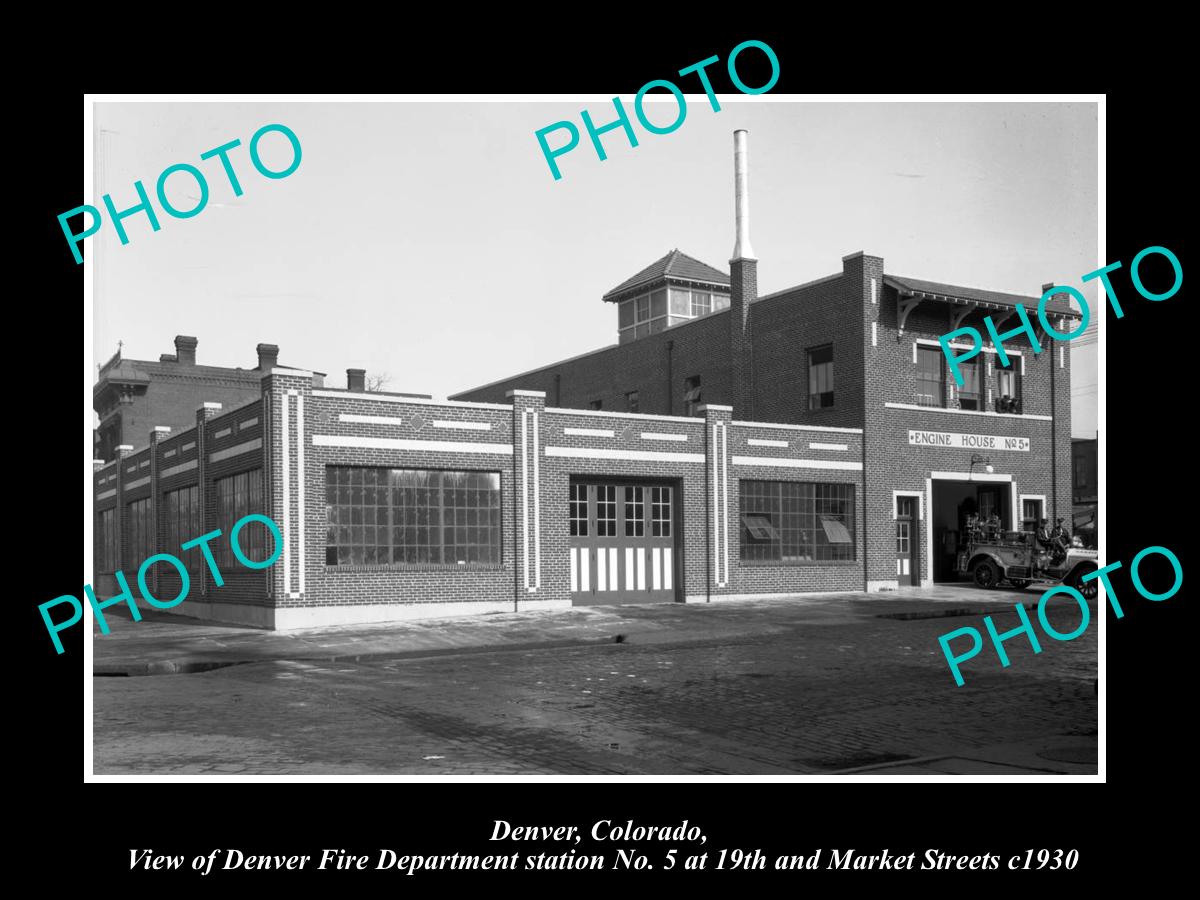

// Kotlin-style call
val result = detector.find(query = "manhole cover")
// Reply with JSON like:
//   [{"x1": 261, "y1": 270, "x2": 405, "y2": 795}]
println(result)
[{"x1": 1036, "y1": 746, "x2": 1095, "y2": 764}]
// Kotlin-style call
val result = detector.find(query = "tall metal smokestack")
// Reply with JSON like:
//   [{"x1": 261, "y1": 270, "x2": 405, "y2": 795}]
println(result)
[{"x1": 731, "y1": 129, "x2": 756, "y2": 261}]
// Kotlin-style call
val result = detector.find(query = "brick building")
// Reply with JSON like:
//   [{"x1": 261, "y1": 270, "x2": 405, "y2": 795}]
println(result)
[
  {"x1": 91, "y1": 130, "x2": 1082, "y2": 629},
  {"x1": 93, "y1": 336, "x2": 323, "y2": 462}
]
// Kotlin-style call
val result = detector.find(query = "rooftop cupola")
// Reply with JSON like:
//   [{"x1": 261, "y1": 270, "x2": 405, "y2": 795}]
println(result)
[{"x1": 601, "y1": 249, "x2": 731, "y2": 344}]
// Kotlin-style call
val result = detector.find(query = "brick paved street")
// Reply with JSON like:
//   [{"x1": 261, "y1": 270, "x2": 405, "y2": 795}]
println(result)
[{"x1": 93, "y1": 592, "x2": 1098, "y2": 775}]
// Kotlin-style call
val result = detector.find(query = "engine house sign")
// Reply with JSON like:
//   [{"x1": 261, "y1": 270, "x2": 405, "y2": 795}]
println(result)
[{"x1": 908, "y1": 430, "x2": 1030, "y2": 452}]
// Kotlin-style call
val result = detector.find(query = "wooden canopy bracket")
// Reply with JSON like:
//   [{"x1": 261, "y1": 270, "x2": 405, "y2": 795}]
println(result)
[{"x1": 897, "y1": 295, "x2": 922, "y2": 334}]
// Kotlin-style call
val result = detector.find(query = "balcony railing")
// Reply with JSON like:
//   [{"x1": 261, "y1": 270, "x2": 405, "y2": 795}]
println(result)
[{"x1": 909, "y1": 391, "x2": 1023, "y2": 414}]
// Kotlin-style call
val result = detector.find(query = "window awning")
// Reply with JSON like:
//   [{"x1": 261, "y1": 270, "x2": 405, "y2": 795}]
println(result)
[
  {"x1": 742, "y1": 514, "x2": 778, "y2": 540},
  {"x1": 820, "y1": 517, "x2": 852, "y2": 544}
]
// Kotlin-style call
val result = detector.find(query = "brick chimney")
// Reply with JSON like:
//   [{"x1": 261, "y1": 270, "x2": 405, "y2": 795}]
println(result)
[
  {"x1": 729, "y1": 130, "x2": 758, "y2": 419},
  {"x1": 174, "y1": 335, "x2": 198, "y2": 366},
  {"x1": 257, "y1": 343, "x2": 279, "y2": 371},
  {"x1": 347, "y1": 368, "x2": 366, "y2": 392}
]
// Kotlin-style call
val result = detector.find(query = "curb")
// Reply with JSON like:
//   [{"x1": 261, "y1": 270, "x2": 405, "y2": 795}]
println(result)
[
  {"x1": 875, "y1": 601, "x2": 1039, "y2": 621},
  {"x1": 93, "y1": 634, "x2": 629, "y2": 677}
]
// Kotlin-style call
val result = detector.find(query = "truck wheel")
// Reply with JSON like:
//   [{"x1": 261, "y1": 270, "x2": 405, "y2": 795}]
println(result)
[
  {"x1": 1069, "y1": 568, "x2": 1098, "y2": 599},
  {"x1": 973, "y1": 560, "x2": 1001, "y2": 589},
  {"x1": 1009, "y1": 579, "x2": 1032, "y2": 589}
]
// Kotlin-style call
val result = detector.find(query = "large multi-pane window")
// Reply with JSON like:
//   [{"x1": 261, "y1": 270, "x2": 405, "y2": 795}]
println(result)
[
  {"x1": 740, "y1": 480, "x2": 856, "y2": 563},
  {"x1": 325, "y1": 467, "x2": 502, "y2": 566},
  {"x1": 808, "y1": 345, "x2": 834, "y2": 410},
  {"x1": 215, "y1": 469, "x2": 265, "y2": 569},
  {"x1": 97, "y1": 508, "x2": 117, "y2": 573},
  {"x1": 163, "y1": 485, "x2": 202, "y2": 574},
  {"x1": 916, "y1": 345, "x2": 945, "y2": 407},
  {"x1": 126, "y1": 498, "x2": 154, "y2": 570}
]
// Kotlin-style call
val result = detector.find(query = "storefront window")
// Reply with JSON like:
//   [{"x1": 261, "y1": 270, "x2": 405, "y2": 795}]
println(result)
[
  {"x1": 325, "y1": 467, "x2": 501, "y2": 566},
  {"x1": 739, "y1": 480, "x2": 856, "y2": 562},
  {"x1": 215, "y1": 469, "x2": 264, "y2": 569}
]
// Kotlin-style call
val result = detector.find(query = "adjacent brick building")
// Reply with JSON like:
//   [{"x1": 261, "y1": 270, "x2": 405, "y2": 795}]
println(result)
[
  {"x1": 91, "y1": 130, "x2": 1082, "y2": 629},
  {"x1": 93, "y1": 335, "x2": 323, "y2": 462}
]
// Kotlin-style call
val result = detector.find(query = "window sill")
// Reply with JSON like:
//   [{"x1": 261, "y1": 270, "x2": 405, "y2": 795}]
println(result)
[
  {"x1": 738, "y1": 559, "x2": 858, "y2": 567},
  {"x1": 884, "y1": 402, "x2": 1052, "y2": 421},
  {"x1": 323, "y1": 563, "x2": 508, "y2": 574}
]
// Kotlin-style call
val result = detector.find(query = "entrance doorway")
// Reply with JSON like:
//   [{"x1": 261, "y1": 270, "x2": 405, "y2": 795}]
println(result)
[
  {"x1": 930, "y1": 479, "x2": 1011, "y2": 582},
  {"x1": 895, "y1": 495, "x2": 920, "y2": 586},
  {"x1": 568, "y1": 478, "x2": 679, "y2": 605}
]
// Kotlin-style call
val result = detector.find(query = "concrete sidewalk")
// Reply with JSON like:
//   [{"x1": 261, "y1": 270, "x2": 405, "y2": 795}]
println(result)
[{"x1": 93, "y1": 585, "x2": 1045, "y2": 676}]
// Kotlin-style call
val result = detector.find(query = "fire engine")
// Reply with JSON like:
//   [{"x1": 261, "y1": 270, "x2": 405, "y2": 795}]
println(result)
[{"x1": 956, "y1": 526, "x2": 1099, "y2": 596}]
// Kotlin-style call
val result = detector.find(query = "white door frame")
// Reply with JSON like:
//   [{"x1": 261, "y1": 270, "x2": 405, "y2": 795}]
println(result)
[
  {"x1": 925, "y1": 472, "x2": 1016, "y2": 587},
  {"x1": 893, "y1": 491, "x2": 924, "y2": 583}
]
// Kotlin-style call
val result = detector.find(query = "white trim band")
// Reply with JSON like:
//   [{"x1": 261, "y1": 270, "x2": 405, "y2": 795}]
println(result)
[
  {"x1": 747, "y1": 438, "x2": 788, "y2": 448},
  {"x1": 884, "y1": 402, "x2": 1052, "y2": 421},
  {"x1": 563, "y1": 427, "x2": 614, "y2": 438},
  {"x1": 312, "y1": 435, "x2": 514, "y2": 455},
  {"x1": 732, "y1": 420, "x2": 863, "y2": 434},
  {"x1": 433, "y1": 420, "x2": 492, "y2": 431},
  {"x1": 339, "y1": 413, "x2": 404, "y2": 426},
  {"x1": 162, "y1": 459, "x2": 199, "y2": 478},
  {"x1": 809, "y1": 442, "x2": 849, "y2": 451},
  {"x1": 640, "y1": 432, "x2": 688, "y2": 442},
  {"x1": 209, "y1": 437, "x2": 264, "y2": 463},
  {"x1": 732, "y1": 456, "x2": 863, "y2": 471}
]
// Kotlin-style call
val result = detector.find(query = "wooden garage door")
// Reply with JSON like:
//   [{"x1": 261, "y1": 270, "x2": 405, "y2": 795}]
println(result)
[{"x1": 569, "y1": 480, "x2": 677, "y2": 605}]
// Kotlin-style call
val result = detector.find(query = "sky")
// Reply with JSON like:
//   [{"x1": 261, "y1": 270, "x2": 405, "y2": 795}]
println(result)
[{"x1": 92, "y1": 100, "x2": 1099, "y2": 437}]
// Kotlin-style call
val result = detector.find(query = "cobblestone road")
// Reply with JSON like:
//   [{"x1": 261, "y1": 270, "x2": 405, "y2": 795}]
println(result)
[{"x1": 94, "y1": 600, "x2": 1097, "y2": 775}]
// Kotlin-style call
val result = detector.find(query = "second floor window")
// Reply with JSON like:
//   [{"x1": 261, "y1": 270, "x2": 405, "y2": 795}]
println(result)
[
  {"x1": 684, "y1": 376, "x2": 702, "y2": 416},
  {"x1": 916, "y1": 346, "x2": 945, "y2": 407},
  {"x1": 995, "y1": 364, "x2": 1021, "y2": 413},
  {"x1": 955, "y1": 357, "x2": 981, "y2": 410},
  {"x1": 626, "y1": 390, "x2": 639, "y2": 413},
  {"x1": 808, "y1": 345, "x2": 834, "y2": 410},
  {"x1": 588, "y1": 399, "x2": 603, "y2": 411}
]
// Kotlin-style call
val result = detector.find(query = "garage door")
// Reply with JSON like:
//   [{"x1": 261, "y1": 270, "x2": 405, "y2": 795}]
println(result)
[{"x1": 569, "y1": 480, "x2": 678, "y2": 605}]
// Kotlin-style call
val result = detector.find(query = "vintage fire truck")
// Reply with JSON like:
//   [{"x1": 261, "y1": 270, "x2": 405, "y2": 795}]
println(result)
[{"x1": 956, "y1": 529, "x2": 1099, "y2": 596}]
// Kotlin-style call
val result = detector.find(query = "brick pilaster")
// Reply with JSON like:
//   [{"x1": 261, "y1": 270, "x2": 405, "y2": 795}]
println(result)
[
  {"x1": 508, "y1": 389, "x2": 547, "y2": 609},
  {"x1": 261, "y1": 370, "x2": 314, "y2": 607},
  {"x1": 701, "y1": 404, "x2": 734, "y2": 598},
  {"x1": 115, "y1": 444, "x2": 134, "y2": 574},
  {"x1": 148, "y1": 426, "x2": 171, "y2": 596},
  {"x1": 194, "y1": 403, "x2": 222, "y2": 597}
]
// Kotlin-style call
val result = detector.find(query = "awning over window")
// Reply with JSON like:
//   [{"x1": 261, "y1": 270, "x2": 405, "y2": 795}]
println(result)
[
  {"x1": 742, "y1": 514, "x2": 778, "y2": 540},
  {"x1": 820, "y1": 516, "x2": 852, "y2": 544}
]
